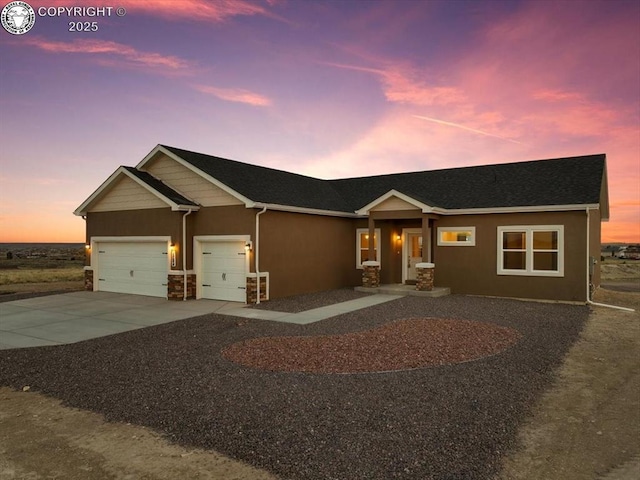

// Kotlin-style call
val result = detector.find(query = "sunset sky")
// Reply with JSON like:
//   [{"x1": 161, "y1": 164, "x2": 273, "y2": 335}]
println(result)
[{"x1": 1, "y1": 0, "x2": 638, "y2": 243}]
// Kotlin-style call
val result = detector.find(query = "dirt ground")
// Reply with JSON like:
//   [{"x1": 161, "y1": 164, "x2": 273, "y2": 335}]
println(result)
[
  {"x1": 498, "y1": 287, "x2": 640, "y2": 480},
  {"x1": 1, "y1": 268, "x2": 638, "y2": 480}
]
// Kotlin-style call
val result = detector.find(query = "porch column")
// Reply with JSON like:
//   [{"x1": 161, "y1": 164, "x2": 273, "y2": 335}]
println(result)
[
  {"x1": 421, "y1": 214, "x2": 430, "y2": 262},
  {"x1": 368, "y1": 216, "x2": 376, "y2": 261}
]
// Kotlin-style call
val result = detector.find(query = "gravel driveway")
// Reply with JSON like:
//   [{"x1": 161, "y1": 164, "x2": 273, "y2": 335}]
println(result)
[{"x1": 0, "y1": 294, "x2": 588, "y2": 480}]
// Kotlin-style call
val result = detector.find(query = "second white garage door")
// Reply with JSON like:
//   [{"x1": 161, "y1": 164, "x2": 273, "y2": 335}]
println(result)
[
  {"x1": 200, "y1": 241, "x2": 247, "y2": 302},
  {"x1": 96, "y1": 241, "x2": 168, "y2": 298}
]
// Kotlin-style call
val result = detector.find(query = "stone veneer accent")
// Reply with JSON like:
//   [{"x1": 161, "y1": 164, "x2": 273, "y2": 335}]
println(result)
[
  {"x1": 84, "y1": 268, "x2": 94, "y2": 291},
  {"x1": 167, "y1": 273, "x2": 196, "y2": 300},
  {"x1": 416, "y1": 262, "x2": 435, "y2": 291},
  {"x1": 246, "y1": 275, "x2": 268, "y2": 304},
  {"x1": 362, "y1": 261, "x2": 381, "y2": 288}
]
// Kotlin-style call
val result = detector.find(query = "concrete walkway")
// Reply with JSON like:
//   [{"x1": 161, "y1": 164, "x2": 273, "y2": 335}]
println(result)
[{"x1": 0, "y1": 291, "x2": 403, "y2": 350}]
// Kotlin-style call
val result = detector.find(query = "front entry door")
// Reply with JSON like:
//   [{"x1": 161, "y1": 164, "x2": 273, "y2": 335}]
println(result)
[
  {"x1": 406, "y1": 233, "x2": 422, "y2": 283},
  {"x1": 403, "y1": 228, "x2": 430, "y2": 283}
]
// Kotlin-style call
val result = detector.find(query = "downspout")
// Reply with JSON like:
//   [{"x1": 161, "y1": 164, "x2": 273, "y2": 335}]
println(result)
[
  {"x1": 182, "y1": 209, "x2": 193, "y2": 301},
  {"x1": 255, "y1": 205, "x2": 267, "y2": 304},
  {"x1": 584, "y1": 207, "x2": 635, "y2": 312}
]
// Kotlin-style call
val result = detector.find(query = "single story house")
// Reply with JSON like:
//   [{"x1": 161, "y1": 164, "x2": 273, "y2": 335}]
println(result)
[{"x1": 74, "y1": 145, "x2": 608, "y2": 304}]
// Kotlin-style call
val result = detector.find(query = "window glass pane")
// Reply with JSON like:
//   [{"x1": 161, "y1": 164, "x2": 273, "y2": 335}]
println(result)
[
  {"x1": 533, "y1": 252, "x2": 558, "y2": 271},
  {"x1": 360, "y1": 234, "x2": 369, "y2": 249},
  {"x1": 441, "y1": 231, "x2": 472, "y2": 243},
  {"x1": 504, "y1": 252, "x2": 526, "y2": 269},
  {"x1": 411, "y1": 236, "x2": 422, "y2": 256},
  {"x1": 360, "y1": 250, "x2": 368, "y2": 264},
  {"x1": 503, "y1": 232, "x2": 526, "y2": 249},
  {"x1": 533, "y1": 231, "x2": 557, "y2": 250}
]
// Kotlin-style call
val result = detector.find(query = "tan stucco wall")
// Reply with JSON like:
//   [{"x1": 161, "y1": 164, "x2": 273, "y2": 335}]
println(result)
[
  {"x1": 257, "y1": 210, "x2": 364, "y2": 299},
  {"x1": 432, "y1": 211, "x2": 590, "y2": 302},
  {"x1": 85, "y1": 209, "x2": 183, "y2": 267}
]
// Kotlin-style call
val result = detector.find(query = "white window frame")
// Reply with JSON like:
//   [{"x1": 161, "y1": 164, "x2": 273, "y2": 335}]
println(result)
[
  {"x1": 437, "y1": 226, "x2": 476, "y2": 246},
  {"x1": 497, "y1": 225, "x2": 564, "y2": 277},
  {"x1": 356, "y1": 228, "x2": 381, "y2": 269}
]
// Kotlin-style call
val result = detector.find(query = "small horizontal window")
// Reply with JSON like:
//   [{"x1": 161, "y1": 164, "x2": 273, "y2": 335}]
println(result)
[{"x1": 437, "y1": 227, "x2": 476, "y2": 246}]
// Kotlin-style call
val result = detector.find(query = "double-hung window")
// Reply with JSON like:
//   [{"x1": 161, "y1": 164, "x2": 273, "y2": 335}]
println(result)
[
  {"x1": 356, "y1": 228, "x2": 381, "y2": 268},
  {"x1": 497, "y1": 225, "x2": 564, "y2": 277}
]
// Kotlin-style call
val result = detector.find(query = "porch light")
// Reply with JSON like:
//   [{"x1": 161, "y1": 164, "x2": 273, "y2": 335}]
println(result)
[
  {"x1": 245, "y1": 241, "x2": 253, "y2": 251},
  {"x1": 396, "y1": 234, "x2": 401, "y2": 241},
  {"x1": 85, "y1": 244, "x2": 90, "y2": 250}
]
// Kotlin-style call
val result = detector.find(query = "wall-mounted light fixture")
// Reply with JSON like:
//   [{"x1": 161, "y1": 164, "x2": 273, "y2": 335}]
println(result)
[
  {"x1": 396, "y1": 234, "x2": 402, "y2": 242},
  {"x1": 169, "y1": 243, "x2": 177, "y2": 267},
  {"x1": 85, "y1": 244, "x2": 91, "y2": 250},
  {"x1": 245, "y1": 241, "x2": 253, "y2": 252}
]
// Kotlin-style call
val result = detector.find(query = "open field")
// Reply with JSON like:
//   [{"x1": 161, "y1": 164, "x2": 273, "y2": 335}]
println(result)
[{"x1": 0, "y1": 246, "x2": 84, "y2": 293}]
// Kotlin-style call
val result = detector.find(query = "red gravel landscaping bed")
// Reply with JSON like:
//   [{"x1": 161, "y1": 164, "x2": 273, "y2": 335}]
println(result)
[{"x1": 222, "y1": 317, "x2": 522, "y2": 373}]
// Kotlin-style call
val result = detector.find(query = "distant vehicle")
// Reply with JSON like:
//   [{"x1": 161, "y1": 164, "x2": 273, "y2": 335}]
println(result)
[{"x1": 619, "y1": 245, "x2": 640, "y2": 260}]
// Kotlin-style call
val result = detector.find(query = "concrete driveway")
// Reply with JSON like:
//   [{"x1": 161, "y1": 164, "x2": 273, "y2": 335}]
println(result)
[{"x1": 0, "y1": 291, "x2": 233, "y2": 350}]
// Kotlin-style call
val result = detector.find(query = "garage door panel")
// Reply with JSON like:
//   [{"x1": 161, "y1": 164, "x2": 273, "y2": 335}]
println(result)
[
  {"x1": 97, "y1": 241, "x2": 168, "y2": 298},
  {"x1": 200, "y1": 241, "x2": 246, "y2": 302}
]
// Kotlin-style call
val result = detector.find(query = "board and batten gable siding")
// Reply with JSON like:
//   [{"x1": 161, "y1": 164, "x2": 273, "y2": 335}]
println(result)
[
  {"x1": 89, "y1": 176, "x2": 167, "y2": 212},
  {"x1": 143, "y1": 153, "x2": 243, "y2": 207}
]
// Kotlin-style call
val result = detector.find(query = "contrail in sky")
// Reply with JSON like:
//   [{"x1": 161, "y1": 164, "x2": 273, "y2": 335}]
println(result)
[{"x1": 413, "y1": 115, "x2": 523, "y2": 145}]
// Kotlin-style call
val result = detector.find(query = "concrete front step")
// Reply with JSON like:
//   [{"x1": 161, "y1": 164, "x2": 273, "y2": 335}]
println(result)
[{"x1": 355, "y1": 285, "x2": 451, "y2": 297}]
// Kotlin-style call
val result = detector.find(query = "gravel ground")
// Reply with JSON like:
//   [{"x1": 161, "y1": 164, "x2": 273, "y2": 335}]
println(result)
[{"x1": 0, "y1": 294, "x2": 588, "y2": 480}]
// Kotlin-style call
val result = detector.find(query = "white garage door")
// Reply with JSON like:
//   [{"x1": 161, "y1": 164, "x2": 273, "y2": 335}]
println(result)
[
  {"x1": 200, "y1": 241, "x2": 246, "y2": 302},
  {"x1": 97, "y1": 242, "x2": 168, "y2": 298}
]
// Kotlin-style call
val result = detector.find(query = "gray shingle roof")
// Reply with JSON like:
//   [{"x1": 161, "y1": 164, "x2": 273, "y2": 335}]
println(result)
[
  {"x1": 123, "y1": 166, "x2": 198, "y2": 207},
  {"x1": 159, "y1": 145, "x2": 605, "y2": 213}
]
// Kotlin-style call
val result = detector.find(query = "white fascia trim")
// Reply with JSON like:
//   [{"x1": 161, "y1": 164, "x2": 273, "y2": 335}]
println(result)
[
  {"x1": 438, "y1": 203, "x2": 601, "y2": 216},
  {"x1": 73, "y1": 166, "x2": 199, "y2": 216},
  {"x1": 355, "y1": 189, "x2": 434, "y2": 215},
  {"x1": 252, "y1": 202, "x2": 360, "y2": 218},
  {"x1": 136, "y1": 144, "x2": 255, "y2": 208}
]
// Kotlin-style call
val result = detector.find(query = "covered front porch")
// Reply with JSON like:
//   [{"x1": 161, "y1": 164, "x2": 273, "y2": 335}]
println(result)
[{"x1": 356, "y1": 190, "x2": 446, "y2": 292}]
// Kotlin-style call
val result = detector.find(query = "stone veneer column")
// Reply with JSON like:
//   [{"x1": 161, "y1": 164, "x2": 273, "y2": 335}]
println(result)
[
  {"x1": 84, "y1": 267, "x2": 94, "y2": 291},
  {"x1": 415, "y1": 262, "x2": 435, "y2": 291},
  {"x1": 246, "y1": 274, "x2": 268, "y2": 304},
  {"x1": 167, "y1": 273, "x2": 196, "y2": 300},
  {"x1": 362, "y1": 261, "x2": 381, "y2": 288}
]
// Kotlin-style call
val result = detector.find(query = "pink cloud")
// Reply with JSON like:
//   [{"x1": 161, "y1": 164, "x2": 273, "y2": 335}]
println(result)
[
  {"x1": 23, "y1": 37, "x2": 190, "y2": 72},
  {"x1": 325, "y1": 61, "x2": 465, "y2": 106},
  {"x1": 193, "y1": 84, "x2": 272, "y2": 107}
]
